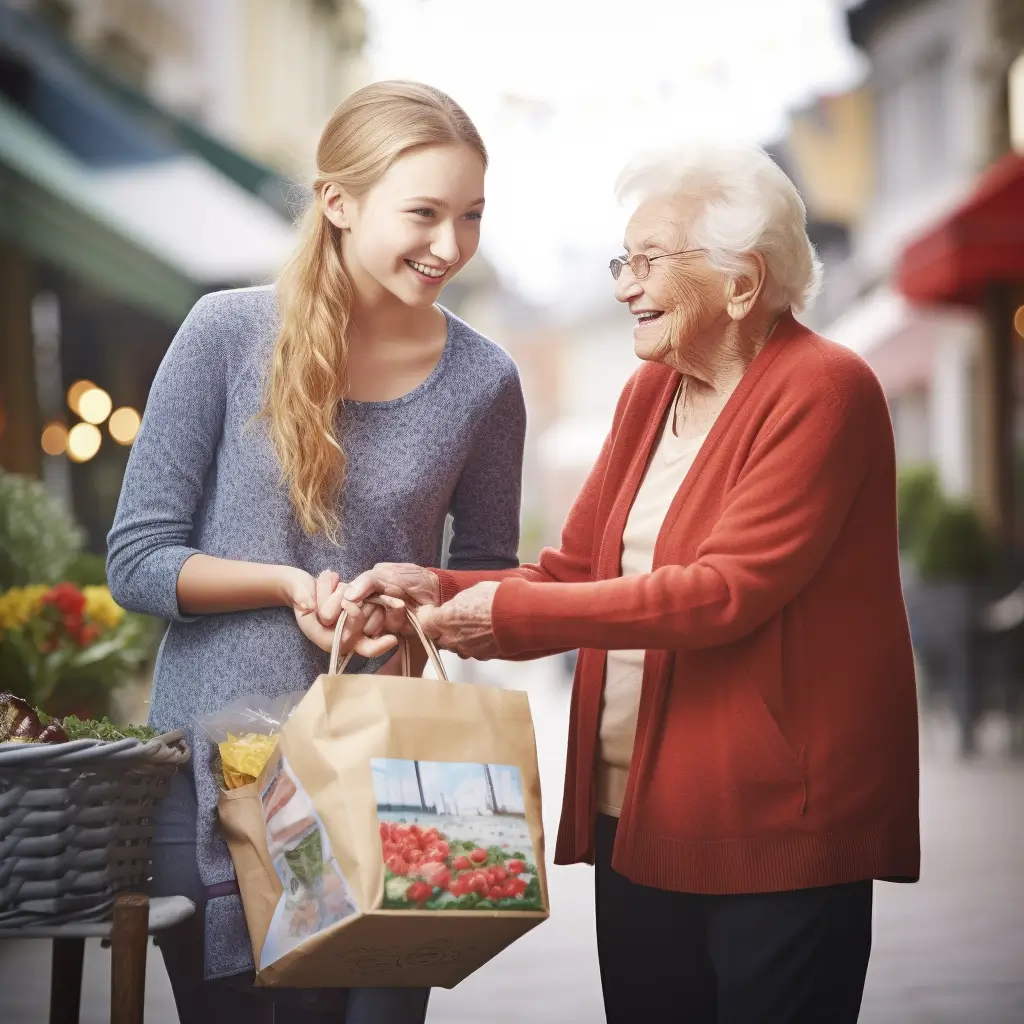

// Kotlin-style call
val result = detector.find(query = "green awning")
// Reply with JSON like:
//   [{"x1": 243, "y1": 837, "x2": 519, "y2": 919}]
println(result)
[{"x1": 0, "y1": 93, "x2": 199, "y2": 324}]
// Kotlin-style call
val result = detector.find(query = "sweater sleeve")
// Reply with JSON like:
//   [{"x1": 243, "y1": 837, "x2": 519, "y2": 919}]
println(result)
[
  {"x1": 106, "y1": 294, "x2": 227, "y2": 622},
  {"x1": 491, "y1": 362, "x2": 889, "y2": 655},
  {"x1": 445, "y1": 365, "x2": 526, "y2": 573}
]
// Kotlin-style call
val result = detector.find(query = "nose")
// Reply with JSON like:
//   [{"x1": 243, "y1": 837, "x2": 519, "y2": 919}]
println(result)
[
  {"x1": 613, "y1": 266, "x2": 642, "y2": 304},
  {"x1": 429, "y1": 221, "x2": 461, "y2": 266}
]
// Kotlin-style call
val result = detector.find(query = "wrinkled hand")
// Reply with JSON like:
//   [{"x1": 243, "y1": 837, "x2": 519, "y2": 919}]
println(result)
[
  {"x1": 417, "y1": 582, "x2": 501, "y2": 661},
  {"x1": 344, "y1": 562, "x2": 441, "y2": 612},
  {"x1": 313, "y1": 569, "x2": 406, "y2": 658},
  {"x1": 285, "y1": 568, "x2": 398, "y2": 659}
]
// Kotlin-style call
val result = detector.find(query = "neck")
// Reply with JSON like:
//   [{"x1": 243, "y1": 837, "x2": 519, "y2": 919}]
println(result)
[
  {"x1": 347, "y1": 283, "x2": 436, "y2": 349},
  {"x1": 672, "y1": 308, "x2": 783, "y2": 397}
]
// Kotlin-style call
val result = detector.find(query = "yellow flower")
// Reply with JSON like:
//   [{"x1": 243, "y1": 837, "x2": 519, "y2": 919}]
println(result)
[
  {"x1": 0, "y1": 585, "x2": 48, "y2": 631},
  {"x1": 83, "y1": 586, "x2": 125, "y2": 629}
]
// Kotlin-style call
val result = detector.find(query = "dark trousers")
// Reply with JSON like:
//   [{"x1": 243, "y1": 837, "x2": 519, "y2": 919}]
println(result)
[
  {"x1": 595, "y1": 814, "x2": 873, "y2": 1024},
  {"x1": 150, "y1": 768, "x2": 430, "y2": 1024}
]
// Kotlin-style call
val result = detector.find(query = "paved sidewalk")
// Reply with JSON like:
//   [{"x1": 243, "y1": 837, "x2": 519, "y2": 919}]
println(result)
[{"x1": 1, "y1": 657, "x2": 1022, "y2": 1022}]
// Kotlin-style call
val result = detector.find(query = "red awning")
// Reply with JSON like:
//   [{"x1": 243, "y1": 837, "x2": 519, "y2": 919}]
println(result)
[{"x1": 895, "y1": 151, "x2": 1024, "y2": 306}]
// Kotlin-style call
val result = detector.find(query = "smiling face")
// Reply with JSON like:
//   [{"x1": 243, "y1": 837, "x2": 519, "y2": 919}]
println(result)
[
  {"x1": 613, "y1": 195, "x2": 729, "y2": 366},
  {"x1": 326, "y1": 143, "x2": 485, "y2": 308}
]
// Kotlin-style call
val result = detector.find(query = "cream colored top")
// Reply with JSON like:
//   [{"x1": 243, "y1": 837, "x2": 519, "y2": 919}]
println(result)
[{"x1": 595, "y1": 399, "x2": 708, "y2": 817}]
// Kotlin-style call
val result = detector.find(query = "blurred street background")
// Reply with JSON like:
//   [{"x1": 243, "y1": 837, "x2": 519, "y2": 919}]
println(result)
[{"x1": 2, "y1": 0, "x2": 1024, "y2": 1020}]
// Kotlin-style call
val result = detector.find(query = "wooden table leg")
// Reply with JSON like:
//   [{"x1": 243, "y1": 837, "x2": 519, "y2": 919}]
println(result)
[
  {"x1": 49, "y1": 936, "x2": 85, "y2": 1024},
  {"x1": 110, "y1": 894, "x2": 150, "y2": 1024}
]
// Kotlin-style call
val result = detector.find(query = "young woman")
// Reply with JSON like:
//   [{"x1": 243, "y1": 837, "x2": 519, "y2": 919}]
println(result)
[{"x1": 106, "y1": 81, "x2": 526, "y2": 1024}]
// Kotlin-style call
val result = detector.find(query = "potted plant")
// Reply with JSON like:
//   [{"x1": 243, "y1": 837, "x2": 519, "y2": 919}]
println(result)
[
  {"x1": 0, "y1": 471, "x2": 158, "y2": 719},
  {"x1": 896, "y1": 463, "x2": 942, "y2": 575},
  {"x1": 0, "y1": 581, "x2": 155, "y2": 718},
  {"x1": 904, "y1": 492, "x2": 995, "y2": 755}
]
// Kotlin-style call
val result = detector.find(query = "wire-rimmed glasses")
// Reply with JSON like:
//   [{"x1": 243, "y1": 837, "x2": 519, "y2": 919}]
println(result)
[{"x1": 609, "y1": 248, "x2": 705, "y2": 281}]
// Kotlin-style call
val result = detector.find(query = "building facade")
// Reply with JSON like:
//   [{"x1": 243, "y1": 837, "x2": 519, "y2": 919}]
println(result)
[
  {"x1": 798, "y1": 0, "x2": 1017, "y2": 530},
  {"x1": 0, "y1": 1, "x2": 368, "y2": 549}
]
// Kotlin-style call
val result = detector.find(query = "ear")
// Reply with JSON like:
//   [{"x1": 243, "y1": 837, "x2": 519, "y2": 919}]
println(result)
[
  {"x1": 725, "y1": 252, "x2": 767, "y2": 321},
  {"x1": 322, "y1": 182, "x2": 353, "y2": 231}
]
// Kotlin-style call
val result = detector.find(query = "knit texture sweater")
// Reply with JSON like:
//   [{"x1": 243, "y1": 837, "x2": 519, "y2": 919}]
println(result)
[
  {"x1": 106, "y1": 286, "x2": 525, "y2": 977},
  {"x1": 435, "y1": 310, "x2": 920, "y2": 895}
]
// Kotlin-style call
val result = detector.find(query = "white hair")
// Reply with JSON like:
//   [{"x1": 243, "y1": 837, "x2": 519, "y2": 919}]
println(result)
[{"x1": 615, "y1": 142, "x2": 823, "y2": 314}]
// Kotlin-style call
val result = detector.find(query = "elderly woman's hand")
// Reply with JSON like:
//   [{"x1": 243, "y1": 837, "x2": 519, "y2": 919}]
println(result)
[
  {"x1": 344, "y1": 563, "x2": 441, "y2": 610},
  {"x1": 417, "y1": 582, "x2": 501, "y2": 660}
]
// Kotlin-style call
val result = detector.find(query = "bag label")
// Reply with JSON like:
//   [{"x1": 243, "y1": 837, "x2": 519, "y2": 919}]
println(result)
[{"x1": 372, "y1": 758, "x2": 545, "y2": 912}]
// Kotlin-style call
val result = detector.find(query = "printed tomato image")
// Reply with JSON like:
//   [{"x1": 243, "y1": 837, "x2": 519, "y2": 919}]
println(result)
[
  {"x1": 374, "y1": 757, "x2": 545, "y2": 913},
  {"x1": 406, "y1": 881, "x2": 433, "y2": 904}
]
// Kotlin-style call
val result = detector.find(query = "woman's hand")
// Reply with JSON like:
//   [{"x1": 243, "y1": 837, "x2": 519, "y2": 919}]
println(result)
[
  {"x1": 282, "y1": 567, "x2": 398, "y2": 659},
  {"x1": 417, "y1": 582, "x2": 501, "y2": 660},
  {"x1": 344, "y1": 563, "x2": 442, "y2": 610}
]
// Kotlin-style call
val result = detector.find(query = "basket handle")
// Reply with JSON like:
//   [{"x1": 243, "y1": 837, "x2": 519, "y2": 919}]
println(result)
[{"x1": 329, "y1": 597, "x2": 449, "y2": 681}]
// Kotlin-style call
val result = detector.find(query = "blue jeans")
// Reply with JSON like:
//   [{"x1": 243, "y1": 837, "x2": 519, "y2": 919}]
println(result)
[{"x1": 150, "y1": 767, "x2": 430, "y2": 1024}]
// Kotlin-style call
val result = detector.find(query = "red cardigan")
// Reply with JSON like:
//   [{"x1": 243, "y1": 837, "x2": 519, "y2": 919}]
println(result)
[{"x1": 435, "y1": 311, "x2": 920, "y2": 894}]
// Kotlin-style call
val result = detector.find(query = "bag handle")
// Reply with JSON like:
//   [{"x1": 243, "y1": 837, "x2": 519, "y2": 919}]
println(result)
[{"x1": 329, "y1": 597, "x2": 449, "y2": 681}]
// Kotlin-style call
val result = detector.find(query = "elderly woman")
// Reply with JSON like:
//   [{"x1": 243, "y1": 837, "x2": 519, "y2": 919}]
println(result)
[{"x1": 334, "y1": 142, "x2": 920, "y2": 1023}]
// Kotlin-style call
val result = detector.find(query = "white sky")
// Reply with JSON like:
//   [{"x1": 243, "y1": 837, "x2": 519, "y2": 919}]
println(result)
[{"x1": 363, "y1": 0, "x2": 865, "y2": 305}]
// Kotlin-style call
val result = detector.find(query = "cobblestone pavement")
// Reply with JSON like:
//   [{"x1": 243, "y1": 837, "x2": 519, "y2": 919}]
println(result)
[{"x1": 2, "y1": 655, "x2": 1022, "y2": 1023}]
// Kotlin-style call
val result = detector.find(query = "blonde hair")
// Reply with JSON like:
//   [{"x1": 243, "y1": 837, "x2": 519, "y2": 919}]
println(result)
[
  {"x1": 616, "y1": 142, "x2": 823, "y2": 314},
  {"x1": 264, "y1": 81, "x2": 487, "y2": 541}
]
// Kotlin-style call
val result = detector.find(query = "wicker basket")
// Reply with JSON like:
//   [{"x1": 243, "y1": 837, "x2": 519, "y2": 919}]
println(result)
[{"x1": 0, "y1": 730, "x2": 190, "y2": 926}]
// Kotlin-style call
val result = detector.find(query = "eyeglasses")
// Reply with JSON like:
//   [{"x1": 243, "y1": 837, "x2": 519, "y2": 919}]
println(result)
[{"x1": 608, "y1": 249, "x2": 705, "y2": 281}]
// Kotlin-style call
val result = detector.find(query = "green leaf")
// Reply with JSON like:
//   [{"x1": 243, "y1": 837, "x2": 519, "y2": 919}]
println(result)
[
  {"x1": 0, "y1": 471, "x2": 84, "y2": 588},
  {"x1": 66, "y1": 636, "x2": 132, "y2": 669}
]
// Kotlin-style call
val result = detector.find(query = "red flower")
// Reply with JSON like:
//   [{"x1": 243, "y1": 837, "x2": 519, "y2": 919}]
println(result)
[
  {"x1": 452, "y1": 855, "x2": 471, "y2": 871},
  {"x1": 71, "y1": 623, "x2": 100, "y2": 648},
  {"x1": 469, "y1": 848, "x2": 488, "y2": 864},
  {"x1": 42, "y1": 583, "x2": 86, "y2": 618},
  {"x1": 386, "y1": 853, "x2": 410, "y2": 876},
  {"x1": 466, "y1": 871, "x2": 490, "y2": 894},
  {"x1": 506, "y1": 859, "x2": 526, "y2": 875},
  {"x1": 419, "y1": 861, "x2": 450, "y2": 890},
  {"x1": 424, "y1": 841, "x2": 449, "y2": 862},
  {"x1": 407, "y1": 881, "x2": 433, "y2": 904}
]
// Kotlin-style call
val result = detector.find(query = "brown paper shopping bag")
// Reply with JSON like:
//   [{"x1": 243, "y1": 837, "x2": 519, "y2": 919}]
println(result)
[{"x1": 218, "y1": 606, "x2": 549, "y2": 989}]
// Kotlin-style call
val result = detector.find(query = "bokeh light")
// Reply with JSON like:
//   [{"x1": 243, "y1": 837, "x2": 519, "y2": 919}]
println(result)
[
  {"x1": 40, "y1": 422, "x2": 69, "y2": 456},
  {"x1": 67, "y1": 422, "x2": 102, "y2": 463},
  {"x1": 1014, "y1": 305, "x2": 1024, "y2": 338},
  {"x1": 66, "y1": 380, "x2": 96, "y2": 416},
  {"x1": 108, "y1": 406, "x2": 142, "y2": 445},
  {"x1": 77, "y1": 387, "x2": 113, "y2": 425}
]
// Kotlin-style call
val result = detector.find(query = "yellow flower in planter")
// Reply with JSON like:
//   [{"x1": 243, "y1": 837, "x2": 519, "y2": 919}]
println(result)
[
  {"x1": 82, "y1": 586, "x2": 125, "y2": 629},
  {"x1": 0, "y1": 585, "x2": 47, "y2": 631}
]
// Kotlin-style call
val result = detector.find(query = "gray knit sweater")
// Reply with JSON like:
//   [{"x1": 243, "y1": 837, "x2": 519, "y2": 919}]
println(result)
[{"x1": 106, "y1": 285, "x2": 525, "y2": 978}]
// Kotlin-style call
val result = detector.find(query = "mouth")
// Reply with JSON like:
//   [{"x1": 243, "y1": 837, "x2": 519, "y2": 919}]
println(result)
[
  {"x1": 632, "y1": 310, "x2": 664, "y2": 325},
  {"x1": 405, "y1": 259, "x2": 448, "y2": 282}
]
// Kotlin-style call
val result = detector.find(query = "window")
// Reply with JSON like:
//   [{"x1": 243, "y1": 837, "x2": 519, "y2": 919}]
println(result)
[{"x1": 875, "y1": 41, "x2": 953, "y2": 199}]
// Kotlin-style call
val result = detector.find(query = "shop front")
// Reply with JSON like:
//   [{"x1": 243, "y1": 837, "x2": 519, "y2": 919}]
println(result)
[{"x1": 896, "y1": 151, "x2": 1024, "y2": 556}]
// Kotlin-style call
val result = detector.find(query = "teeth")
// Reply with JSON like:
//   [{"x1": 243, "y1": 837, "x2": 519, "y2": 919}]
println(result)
[
  {"x1": 408, "y1": 261, "x2": 445, "y2": 278},
  {"x1": 636, "y1": 311, "x2": 661, "y2": 321}
]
